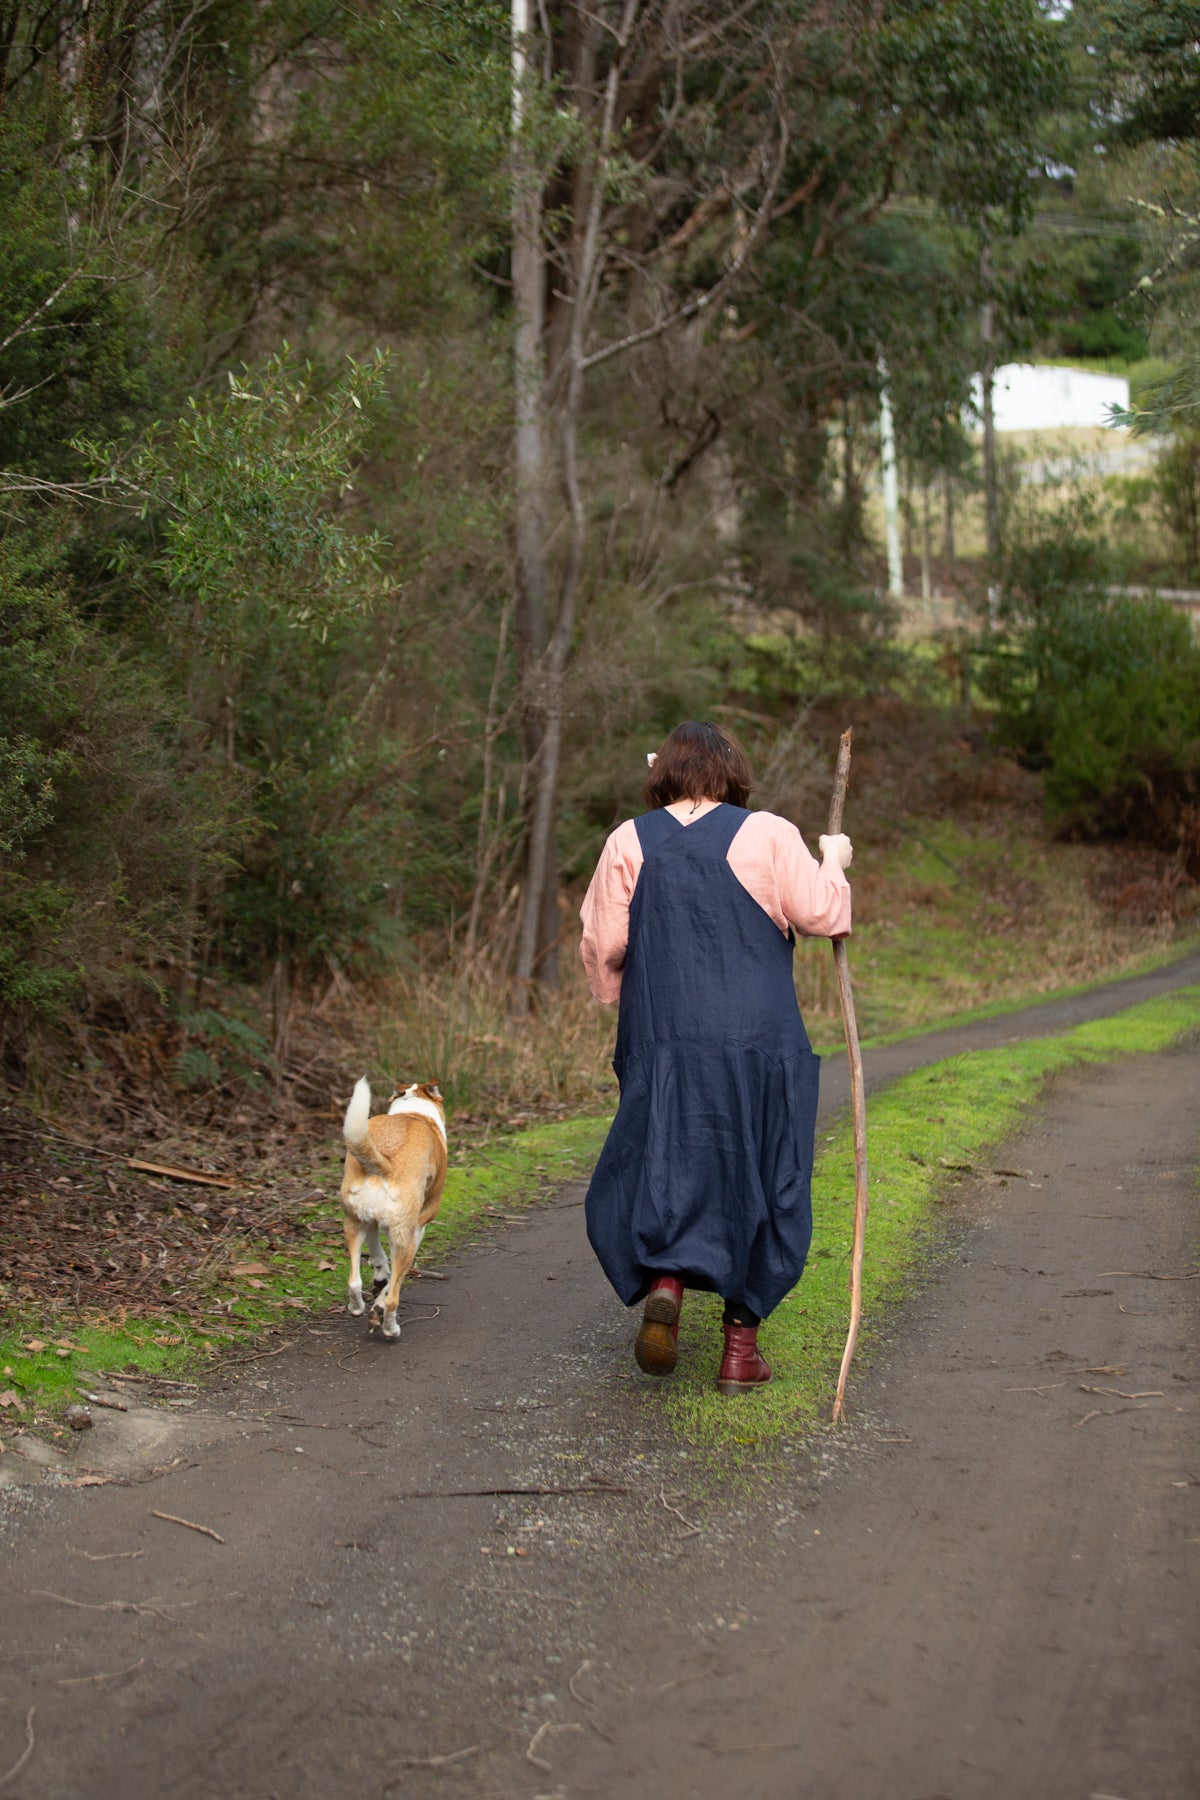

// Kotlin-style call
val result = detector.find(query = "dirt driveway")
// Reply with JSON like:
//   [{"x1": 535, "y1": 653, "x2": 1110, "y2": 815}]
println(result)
[{"x1": 1, "y1": 959, "x2": 1197, "y2": 1800}]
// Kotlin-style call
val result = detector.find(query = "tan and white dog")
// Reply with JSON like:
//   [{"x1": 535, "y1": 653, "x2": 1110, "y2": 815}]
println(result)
[{"x1": 339, "y1": 1077, "x2": 447, "y2": 1340}]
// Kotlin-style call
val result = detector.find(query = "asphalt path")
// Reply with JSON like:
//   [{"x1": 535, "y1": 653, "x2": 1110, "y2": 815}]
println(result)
[{"x1": 0, "y1": 949, "x2": 1197, "y2": 1800}]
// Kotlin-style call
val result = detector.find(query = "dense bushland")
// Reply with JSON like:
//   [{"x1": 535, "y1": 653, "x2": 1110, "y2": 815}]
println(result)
[{"x1": 1, "y1": 0, "x2": 1197, "y2": 1118}]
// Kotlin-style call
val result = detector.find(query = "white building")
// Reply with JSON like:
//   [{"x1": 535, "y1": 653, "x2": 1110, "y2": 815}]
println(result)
[{"x1": 970, "y1": 363, "x2": 1130, "y2": 432}]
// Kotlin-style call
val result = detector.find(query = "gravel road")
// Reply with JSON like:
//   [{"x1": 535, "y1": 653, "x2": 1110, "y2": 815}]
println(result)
[{"x1": 1, "y1": 954, "x2": 1197, "y2": 1800}]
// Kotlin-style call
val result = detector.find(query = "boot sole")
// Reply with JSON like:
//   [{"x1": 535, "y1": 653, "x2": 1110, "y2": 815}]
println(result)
[
  {"x1": 635, "y1": 1319, "x2": 678, "y2": 1376},
  {"x1": 643, "y1": 1288, "x2": 681, "y2": 1326},
  {"x1": 715, "y1": 1375, "x2": 773, "y2": 1396}
]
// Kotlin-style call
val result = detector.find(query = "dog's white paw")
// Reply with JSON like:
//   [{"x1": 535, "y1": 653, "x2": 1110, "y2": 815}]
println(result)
[
  {"x1": 347, "y1": 1285, "x2": 365, "y2": 1317},
  {"x1": 369, "y1": 1299, "x2": 401, "y2": 1341}
]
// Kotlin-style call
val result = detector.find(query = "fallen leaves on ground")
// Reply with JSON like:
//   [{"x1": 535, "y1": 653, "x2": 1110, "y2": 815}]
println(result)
[{"x1": 0, "y1": 1107, "x2": 336, "y2": 1324}]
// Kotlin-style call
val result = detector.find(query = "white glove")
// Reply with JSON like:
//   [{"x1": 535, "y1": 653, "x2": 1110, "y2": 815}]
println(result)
[{"x1": 818, "y1": 832, "x2": 853, "y2": 872}]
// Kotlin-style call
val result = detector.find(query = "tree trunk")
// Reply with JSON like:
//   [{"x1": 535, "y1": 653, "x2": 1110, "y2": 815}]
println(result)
[
  {"x1": 511, "y1": 0, "x2": 555, "y2": 991},
  {"x1": 511, "y1": 1, "x2": 639, "y2": 999}
]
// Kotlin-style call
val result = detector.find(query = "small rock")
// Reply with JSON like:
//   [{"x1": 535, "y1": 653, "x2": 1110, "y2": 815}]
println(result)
[{"x1": 65, "y1": 1405, "x2": 93, "y2": 1431}]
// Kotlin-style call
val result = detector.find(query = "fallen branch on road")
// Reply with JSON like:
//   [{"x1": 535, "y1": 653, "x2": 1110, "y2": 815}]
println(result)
[
  {"x1": 56, "y1": 1657, "x2": 144, "y2": 1686},
  {"x1": 1097, "y1": 1269, "x2": 1200, "y2": 1280},
  {"x1": 527, "y1": 1720, "x2": 583, "y2": 1771},
  {"x1": 150, "y1": 1509, "x2": 226, "y2": 1543},
  {"x1": 394, "y1": 1483, "x2": 628, "y2": 1499},
  {"x1": 380, "y1": 1744, "x2": 480, "y2": 1789}
]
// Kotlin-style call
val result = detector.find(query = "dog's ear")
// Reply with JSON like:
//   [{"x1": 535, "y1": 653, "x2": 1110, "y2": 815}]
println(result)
[{"x1": 424, "y1": 1080, "x2": 442, "y2": 1100}]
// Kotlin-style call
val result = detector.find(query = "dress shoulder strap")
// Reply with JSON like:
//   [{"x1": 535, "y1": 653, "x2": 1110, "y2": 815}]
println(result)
[
  {"x1": 633, "y1": 804, "x2": 749, "y2": 860},
  {"x1": 632, "y1": 809, "x2": 676, "y2": 859},
  {"x1": 706, "y1": 804, "x2": 750, "y2": 855}
]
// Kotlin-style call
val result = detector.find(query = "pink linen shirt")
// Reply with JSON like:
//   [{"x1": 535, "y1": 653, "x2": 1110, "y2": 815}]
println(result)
[{"x1": 579, "y1": 805, "x2": 851, "y2": 1005}]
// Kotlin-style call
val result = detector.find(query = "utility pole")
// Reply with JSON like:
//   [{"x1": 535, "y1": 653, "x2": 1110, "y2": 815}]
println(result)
[
  {"x1": 979, "y1": 241, "x2": 1000, "y2": 565},
  {"x1": 878, "y1": 360, "x2": 903, "y2": 604}
]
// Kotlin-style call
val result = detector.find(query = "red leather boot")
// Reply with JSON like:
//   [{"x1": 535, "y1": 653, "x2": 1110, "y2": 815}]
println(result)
[
  {"x1": 717, "y1": 1323, "x2": 772, "y2": 1394},
  {"x1": 635, "y1": 1275, "x2": 684, "y2": 1376}
]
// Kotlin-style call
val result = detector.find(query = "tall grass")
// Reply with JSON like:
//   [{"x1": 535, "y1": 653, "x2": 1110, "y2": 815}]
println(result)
[{"x1": 372, "y1": 958, "x2": 619, "y2": 1126}]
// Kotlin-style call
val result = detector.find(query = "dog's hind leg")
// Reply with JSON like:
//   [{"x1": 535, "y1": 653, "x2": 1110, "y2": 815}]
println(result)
[
  {"x1": 364, "y1": 1221, "x2": 390, "y2": 1295},
  {"x1": 343, "y1": 1215, "x2": 368, "y2": 1317},
  {"x1": 370, "y1": 1227, "x2": 415, "y2": 1341}
]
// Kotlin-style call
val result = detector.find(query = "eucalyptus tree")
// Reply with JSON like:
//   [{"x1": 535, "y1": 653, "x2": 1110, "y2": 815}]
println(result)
[{"x1": 505, "y1": 0, "x2": 1064, "y2": 990}]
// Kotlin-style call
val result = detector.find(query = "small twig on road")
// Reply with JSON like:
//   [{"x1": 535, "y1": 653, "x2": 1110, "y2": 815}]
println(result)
[
  {"x1": 710, "y1": 1740, "x2": 804, "y2": 1756},
  {"x1": 526, "y1": 1720, "x2": 583, "y2": 1771},
  {"x1": 652, "y1": 1487, "x2": 702, "y2": 1538},
  {"x1": 568, "y1": 1660, "x2": 598, "y2": 1707},
  {"x1": 1097, "y1": 1269, "x2": 1200, "y2": 1280},
  {"x1": 380, "y1": 1744, "x2": 480, "y2": 1789},
  {"x1": 1074, "y1": 1404, "x2": 1153, "y2": 1427},
  {"x1": 1004, "y1": 1382, "x2": 1067, "y2": 1395},
  {"x1": 31, "y1": 1589, "x2": 180, "y2": 1620},
  {"x1": 98, "y1": 1375, "x2": 199, "y2": 1389},
  {"x1": 68, "y1": 1546, "x2": 143, "y2": 1561},
  {"x1": 150, "y1": 1509, "x2": 226, "y2": 1544},
  {"x1": 395, "y1": 1483, "x2": 629, "y2": 1499},
  {"x1": 568, "y1": 1659, "x2": 616, "y2": 1742},
  {"x1": 0, "y1": 1707, "x2": 35, "y2": 1792},
  {"x1": 654, "y1": 1672, "x2": 707, "y2": 1696},
  {"x1": 101, "y1": 1370, "x2": 198, "y2": 1388},
  {"x1": 80, "y1": 1391, "x2": 129, "y2": 1411},
  {"x1": 1078, "y1": 1385, "x2": 1163, "y2": 1400},
  {"x1": 206, "y1": 1342, "x2": 296, "y2": 1372},
  {"x1": 56, "y1": 1657, "x2": 144, "y2": 1686}
]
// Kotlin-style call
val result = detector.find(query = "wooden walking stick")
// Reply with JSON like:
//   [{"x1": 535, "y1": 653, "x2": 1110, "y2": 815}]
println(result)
[{"x1": 826, "y1": 728, "x2": 868, "y2": 1424}]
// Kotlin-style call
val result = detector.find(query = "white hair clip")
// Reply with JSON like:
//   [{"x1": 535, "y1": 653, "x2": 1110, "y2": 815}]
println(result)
[{"x1": 646, "y1": 752, "x2": 658, "y2": 767}]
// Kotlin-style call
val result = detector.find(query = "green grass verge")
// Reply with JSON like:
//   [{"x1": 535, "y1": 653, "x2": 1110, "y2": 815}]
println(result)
[
  {"x1": 823, "y1": 925, "x2": 1200, "y2": 1056},
  {"x1": 660, "y1": 983, "x2": 1200, "y2": 1459},
  {"x1": 0, "y1": 1115, "x2": 611, "y2": 1428}
]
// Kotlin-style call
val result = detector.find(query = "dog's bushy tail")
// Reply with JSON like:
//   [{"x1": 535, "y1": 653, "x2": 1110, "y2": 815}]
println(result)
[{"x1": 343, "y1": 1077, "x2": 390, "y2": 1176}]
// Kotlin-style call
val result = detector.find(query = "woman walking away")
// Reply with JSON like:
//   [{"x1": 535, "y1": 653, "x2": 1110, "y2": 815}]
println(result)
[{"x1": 580, "y1": 721, "x2": 853, "y2": 1394}]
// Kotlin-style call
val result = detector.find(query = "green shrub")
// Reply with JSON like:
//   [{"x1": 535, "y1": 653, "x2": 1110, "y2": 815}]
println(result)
[
  {"x1": 980, "y1": 496, "x2": 1200, "y2": 848},
  {"x1": 1043, "y1": 630, "x2": 1200, "y2": 843}
]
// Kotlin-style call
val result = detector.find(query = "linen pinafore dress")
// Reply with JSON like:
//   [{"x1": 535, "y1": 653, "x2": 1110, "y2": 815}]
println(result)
[{"x1": 584, "y1": 804, "x2": 820, "y2": 1320}]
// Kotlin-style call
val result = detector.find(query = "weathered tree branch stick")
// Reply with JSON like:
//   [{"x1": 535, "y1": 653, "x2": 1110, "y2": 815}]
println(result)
[
  {"x1": 827, "y1": 728, "x2": 868, "y2": 1424},
  {"x1": 150, "y1": 1510, "x2": 225, "y2": 1544}
]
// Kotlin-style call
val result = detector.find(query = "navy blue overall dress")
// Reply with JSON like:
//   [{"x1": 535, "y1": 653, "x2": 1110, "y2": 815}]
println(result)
[{"x1": 584, "y1": 803, "x2": 820, "y2": 1320}]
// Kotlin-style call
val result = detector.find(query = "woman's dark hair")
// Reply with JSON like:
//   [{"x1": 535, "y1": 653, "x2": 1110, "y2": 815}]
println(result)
[{"x1": 644, "y1": 721, "x2": 755, "y2": 810}]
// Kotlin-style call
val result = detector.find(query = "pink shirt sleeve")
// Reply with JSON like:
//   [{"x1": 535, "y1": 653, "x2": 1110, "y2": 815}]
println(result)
[
  {"x1": 579, "y1": 809, "x2": 851, "y2": 1004},
  {"x1": 579, "y1": 820, "x2": 642, "y2": 1005},
  {"x1": 729, "y1": 811, "x2": 852, "y2": 940}
]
